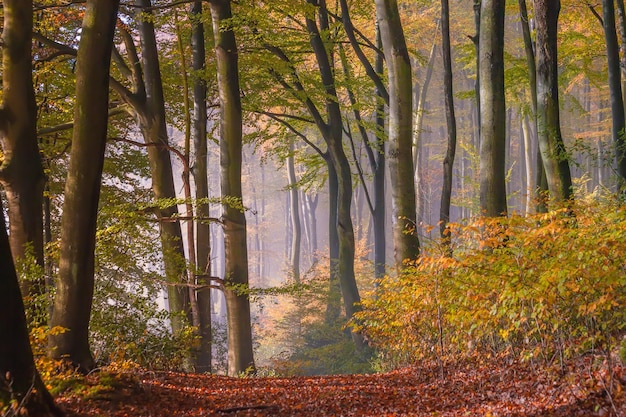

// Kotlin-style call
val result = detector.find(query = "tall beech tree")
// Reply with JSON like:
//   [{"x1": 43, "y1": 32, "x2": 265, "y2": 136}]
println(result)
[
  {"x1": 0, "y1": 0, "x2": 45, "y2": 299},
  {"x1": 478, "y1": 0, "x2": 507, "y2": 216},
  {"x1": 303, "y1": 0, "x2": 363, "y2": 348},
  {"x1": 518, "y1": 0, "x2": 548, "y2": 213},
  {"x1": 534, "y1": 0, "x2": 572, "y2": 203},
  {"x1": 209, "y1": 0, "x2": 256, "y2": 376},
  {"x1": 439, "y1": 0, "x2": 457, "y2": 242},
  {"x1": 0, "y1": 200, "x2": 62, "y2": 416},
  {"x1": 110, "y1": 0, "x2": 192, "y2": 337},
  {"x1": 602, "y1": 0, "x2": 626, "y2": 188},
  {"x1": 49, "y1": 0, "x2": 120, "y2": 372},
  {"x1": 190, "y1": 0, "x2": 212, "y2": 374},
  {"x1": 375, "y1": 0, "x2": 420, "y2": 266}
]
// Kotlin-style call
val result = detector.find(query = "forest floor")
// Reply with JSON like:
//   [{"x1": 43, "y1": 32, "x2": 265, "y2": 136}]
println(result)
[{"x1": 57, "y1": 355, "x2": 625, "y2": 417}]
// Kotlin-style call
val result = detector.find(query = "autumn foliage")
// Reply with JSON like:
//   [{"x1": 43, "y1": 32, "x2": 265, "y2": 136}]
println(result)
[{"x1": 354, "y1": 197, "x2": 626, "y2": 369}]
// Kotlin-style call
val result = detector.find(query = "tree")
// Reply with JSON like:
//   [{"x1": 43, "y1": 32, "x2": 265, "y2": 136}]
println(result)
[
  {"x1": 0, "y1": 0, "x2": 45, "y2": 300},
  {"x1": 49, "y1": 0, "x2": 120, "y2": 372},
  {"x1": 602, "y1": 0, "x2": 626, "y2": 189},
  {"x1": 534, "y1": 0, "x2": 572, "y2": 203},
  {"x1": 375, "y1": 0, "x2": 420, "y2": 265},
  {"x1": 110, "y1": 0, "x2": 192, "y2": 339},
  {"x1": 209, "y1": 0, "x2": 256, "y2": 376},
  {"x1": 0, "y1": 199, "x2": 63, "y2": 416},
  {"x1": 439, "y1": 0, "x2": 457, "y2": 243},
  {"x1": 478, "y1": 0, "x2": 507, "y2": 216},
  {"x1": 190, "y1": 0, "x2": 212, "y2": 374}
]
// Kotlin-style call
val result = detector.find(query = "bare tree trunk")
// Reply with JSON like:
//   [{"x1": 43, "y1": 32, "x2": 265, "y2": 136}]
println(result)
[
  {"x1": 439, "y1": 0, "x2": 457, "y2": 244},
  {"x1": 375, "y1": 0, "x2": 420, "y2": 266},
  {"x1": 1, "y1": 199, "x2": 63, "y2": 416},
  {"x1": 49, "y1": 0, "x2": 120, "y2": 373},
  {"x1": 535, "y1": 0, "x2": 573, "y2": 203},
  {"x1": 286, "y1": 140, "x2": 301, "y2": 282},
  {"x1": 603, "y1": 0, "x2": 626, "y2": 188},
  {"x1": 190, "y1": 0, "x2": 212, "y2": 373},
  {"x1": 0, "y1": 0, "x2": 45, "y2": 301},
  {"x1": 210, "y1": 0, "x2": 255, "y2": 376},
  {"x1": 479, "y1": 0, "x2": 507, "y2": 216}
]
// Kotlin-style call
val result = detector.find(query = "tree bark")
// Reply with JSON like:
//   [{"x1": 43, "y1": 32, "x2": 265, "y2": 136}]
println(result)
[
  {"x1": 602, "y1": 0, "x2": 626, "y2": 188},
  {"x1": 478, "y1": 0, "x2": 507, "y2": 216},
  {"x1": 439, "y1": 0, "x2": 457, "y2": 244},
  {"x1": 518, "y1": 0, "x2": 548, "y2": 213},
  {"x1": 135, "y1": 0, "x2": 192, "y2": 336},
  {"x1": 375, "y1": 0, "x2": 420, "y2": 266},
  {"x1": 535, "y1": 0, "x2": 573, "y2": 203},
  {"x1": 190, "y1": 0, "x2": 212, "y2": 374},
  {"x1": 286, "y1": 140, "x2": 301, "y2": 283},
  {"x1": 210, "y1": 0, "x2": 255, "y2": 376},
  {"x1": 49, "y1": 0, "x2": 120, "y2": 373},
  {"x1": 1, "y1": 199, "x2": 63, "y2": 416},
  {"x1": 0, "y1": 0, "x2": 45, "y2": 300}
]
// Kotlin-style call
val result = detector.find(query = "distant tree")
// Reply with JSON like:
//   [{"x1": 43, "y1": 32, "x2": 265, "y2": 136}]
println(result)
[
  {"x1": 49, "y1": 0, "x2": 120, "y2": 372},
  {"x1": 534, "y1": 0, "x2": 572, "y2": 203},
  {"x1": 478, "y1": 0, "x2": 507, "y2": 216}
]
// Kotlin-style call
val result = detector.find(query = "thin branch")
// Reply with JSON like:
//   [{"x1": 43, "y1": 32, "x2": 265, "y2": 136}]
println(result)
[
  {"x1": 260, "y1": 112, "x2": 326, "y2": 158},
  {"x1": 38, "y1": 105, "x2": 132, "y2": 136}
]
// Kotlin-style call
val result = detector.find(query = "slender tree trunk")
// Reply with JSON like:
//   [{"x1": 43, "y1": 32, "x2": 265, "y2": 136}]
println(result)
[
  {"x1": 0, "y1": 0, "x2": 45, "y2": 300},
  {"x1": 518, "y1": 0, "x2": 548, "y2": 212},
  {"x1": 439, "y1": 0, "x2": 457, "y2": 244},
  {"x1": 324, "y1": 159, "x2": 342, "y2": 325},
  {"x1": 286, "y1": 140, "x2": 301, "y2": 282},
  {"x1": 49, "y1": 0, "x2": 119, "y2": 373},
  {"x1": 535, "y1": 0, "x2": 573, "y2": 203},
  {"x1": 373, "y1": 25, "x2": 386, "y2": 281},
  {"x1": 522, "y1": 115, "x2": 534, "y2": 214},
  {"x1": 478, "y1": 0, "x2": 507, "y2": 216},
  {"x1": 210, "y1": 0, "x2": 255, "y2": 376},
  {"x1": 375, "y1": 0, "x2": 420, "y2": 266},
  {"x1": 603, "y1": 0, "x2": 626, "y2": 188},
  {"x1": 190, "y1": 0, "x2": 212, "y2": 373},
  {"x1": 137, "y1": 0, "x2": 193, "y2": 336}
]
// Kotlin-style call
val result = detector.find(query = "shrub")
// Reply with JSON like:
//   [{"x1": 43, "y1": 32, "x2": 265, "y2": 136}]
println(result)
[{"x1": 353, "y1": 199, "x2": 626, "y2": 369}]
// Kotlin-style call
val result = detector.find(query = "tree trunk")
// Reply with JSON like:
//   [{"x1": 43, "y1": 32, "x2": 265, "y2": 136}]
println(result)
[
  {"x1": 518, "y1": 0, "x2": 548, "y2": 212},
  {"x1": 0, "y1": 200, "x2": 63, "y2": 416},
  {"x1": 373, "y1": 24, "x2": 386, "y2": 281},
  {"x1": 602, "y1": 0, "x2": 626, "y2": 188},
  {"x1": 210, "y1": 0, "x2": 255, "y2": 376},
  {"x1": 478, "y1": 0, "x2": 507, "y2": 216},
  {"x1": 191, "y1": 0, "x2": 212, "y2": 374},
  {"x1": 324, "y1": 161, "x2": 342, "y2": 324},
  {"x1": 286, "y1": 140, "x2": 301, "y2": 283},
  {"x1": 535, "y1": 0, "x2": 573, "y2": 203},
  {"x1": 375, "y1": 0, "x2": 420, "y2": 266},
  {"x1": 0, "y1": 0, "x2": 45, "y2": 300},
  {"x1": 49, "y1": 0, "x2": 119, "y2": 373},
  {"x1": 439, "y1": 0, "x2": 457, "y2": 244},
  {"x1": 133, "y1": 0, "x2": 192, "y2": 336}
]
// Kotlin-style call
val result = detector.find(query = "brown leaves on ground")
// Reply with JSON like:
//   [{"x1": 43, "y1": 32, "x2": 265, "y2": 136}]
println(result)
[{"x1": 57, "y1": 356, "x2": 625, "y2": 416}]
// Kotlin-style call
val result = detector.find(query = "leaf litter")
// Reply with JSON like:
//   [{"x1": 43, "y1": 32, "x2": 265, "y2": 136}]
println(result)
[{"x1": 57, "y1": 355, "x2": 625, "y2": 416}]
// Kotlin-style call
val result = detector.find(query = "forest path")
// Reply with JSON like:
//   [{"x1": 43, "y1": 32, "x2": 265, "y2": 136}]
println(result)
[{"x1": 58, "y1": 357, "x2": 623, "y2": 416}]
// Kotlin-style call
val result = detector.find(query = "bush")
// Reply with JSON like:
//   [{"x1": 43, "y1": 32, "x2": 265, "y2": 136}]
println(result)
[{"x1": 353, "y1": 199, "x2": 626, "y2": 369}]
